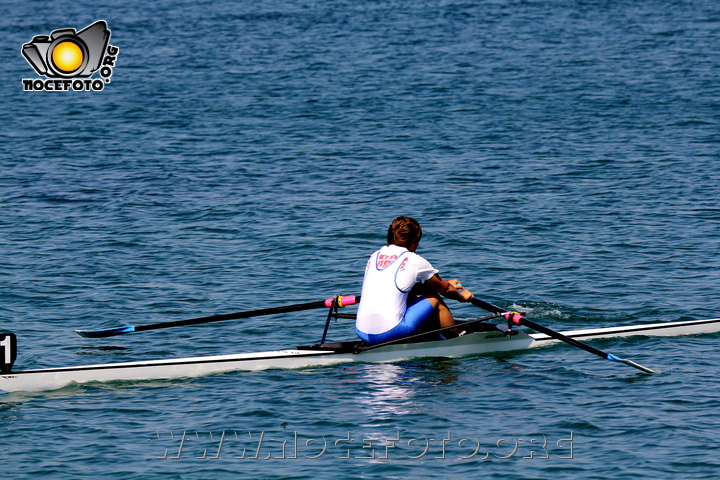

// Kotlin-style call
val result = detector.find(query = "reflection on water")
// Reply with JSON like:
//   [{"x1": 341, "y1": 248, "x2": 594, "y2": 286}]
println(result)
[{"x1": 355, "y1": 360, "x2": 461, "y2": 417}]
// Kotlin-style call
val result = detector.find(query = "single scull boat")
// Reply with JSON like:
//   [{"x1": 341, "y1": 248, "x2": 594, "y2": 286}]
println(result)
[{"x1": 1, "y1": 314, "x2": 719, "y2": 393}]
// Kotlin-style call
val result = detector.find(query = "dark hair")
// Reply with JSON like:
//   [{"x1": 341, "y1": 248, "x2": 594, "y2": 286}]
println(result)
[{"x1": 387, "y1": 216, "x2": 422, "y2": 248}]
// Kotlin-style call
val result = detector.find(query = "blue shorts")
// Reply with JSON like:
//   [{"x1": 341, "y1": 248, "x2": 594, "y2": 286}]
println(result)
[{"x1": 357, "y1": 297, "x2": 435, "y2": 345}]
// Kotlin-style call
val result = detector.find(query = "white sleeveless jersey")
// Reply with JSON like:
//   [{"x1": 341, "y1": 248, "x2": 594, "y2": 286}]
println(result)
[{"x1": 356, "y1": 244, "x2": 439, "y2": 335}]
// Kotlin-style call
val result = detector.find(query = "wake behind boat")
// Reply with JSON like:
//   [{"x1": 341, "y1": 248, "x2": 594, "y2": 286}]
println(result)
[{"x1": 1, "y1": 294, "x2": 719, "y2": 392}]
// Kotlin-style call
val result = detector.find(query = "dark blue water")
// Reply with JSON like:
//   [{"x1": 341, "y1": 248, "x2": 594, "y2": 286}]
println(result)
[{"x1": 2, "y1": 0, "x2": 720, "y2": 478}]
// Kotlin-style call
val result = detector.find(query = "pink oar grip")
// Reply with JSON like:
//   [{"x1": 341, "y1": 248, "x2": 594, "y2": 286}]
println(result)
[
  {"x1": 503, "y1": 312, "x2": 524, "y2": 325},
  {"x1": 325, "y1": 295, "x2": 359, "y2": 308}
]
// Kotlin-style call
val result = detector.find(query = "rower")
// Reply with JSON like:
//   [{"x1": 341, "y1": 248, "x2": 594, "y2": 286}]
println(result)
[{"x1": 355, "y1": 216, "x2": 474, "y2": 346}]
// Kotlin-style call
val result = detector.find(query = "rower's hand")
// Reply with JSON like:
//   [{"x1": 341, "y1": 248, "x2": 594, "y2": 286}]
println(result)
[
  {"x1": 458, "y1": 289, "x2": 474, "y2": 302},
  {"x1": 449, "y1": 279, "x2": 474, "y2": 302}
]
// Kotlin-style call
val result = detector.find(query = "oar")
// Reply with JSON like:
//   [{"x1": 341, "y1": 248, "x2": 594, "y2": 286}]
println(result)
[
  {"x1": 470, "y1": 297, "x2": 659, "y2": 374},
  {"x1": 75, "y1": 295, "x2": 360, "y2": 338}
]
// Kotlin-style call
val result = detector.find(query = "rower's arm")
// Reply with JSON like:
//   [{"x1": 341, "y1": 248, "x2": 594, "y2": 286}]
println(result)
[{"x1": 424, "y1": 274, "x2": 474, "y2": 302}]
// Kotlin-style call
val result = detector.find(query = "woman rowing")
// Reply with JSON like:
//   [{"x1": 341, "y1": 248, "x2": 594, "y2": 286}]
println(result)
[{"x1": 356, "y1": 216, "x2": 474, "y2": 345}]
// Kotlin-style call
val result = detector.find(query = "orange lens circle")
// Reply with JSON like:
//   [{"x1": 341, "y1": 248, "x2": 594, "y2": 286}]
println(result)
[{"x1": 52, "y1": 41, "x2": 84, "y2": 73}]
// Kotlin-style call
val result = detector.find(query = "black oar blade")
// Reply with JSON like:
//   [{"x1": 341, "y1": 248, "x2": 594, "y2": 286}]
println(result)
[
  {"x1": 75, "y1": 326, "x2": 135, "y2": 338},
  {"x1": 607, "y1": 354, "x2": 661, "y2": 374}
]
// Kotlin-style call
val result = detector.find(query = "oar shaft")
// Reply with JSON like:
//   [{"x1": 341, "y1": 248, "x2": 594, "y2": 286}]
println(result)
[
  {"x1": 469, "y1": 297, "x2": 504, "y2": 314},
  {"x1": 518, "y1": 317, "x2": 609, "y2": 360},
  {"x1": 469, "y1": 297, "x2": 659, "y2": 374},
  {"x1": 134, "y1": 300, "x2": 329, "y2": 333},
  {"x1": 76, "y1": 295, "x2": 360, "y2": 338}
]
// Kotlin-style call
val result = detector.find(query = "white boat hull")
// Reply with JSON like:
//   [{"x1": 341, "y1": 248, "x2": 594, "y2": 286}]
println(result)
[{"x1": 1, "y1": 318, "x2": 718, "y2": 392}]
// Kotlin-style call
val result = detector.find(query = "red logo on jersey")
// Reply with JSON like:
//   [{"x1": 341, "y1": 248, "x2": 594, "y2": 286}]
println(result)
[{"x1": 377, "y1": 254, "x2": 397, "y2": 269}]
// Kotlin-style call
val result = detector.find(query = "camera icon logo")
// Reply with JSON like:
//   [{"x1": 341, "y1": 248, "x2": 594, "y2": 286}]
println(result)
[{"x1": 22, "y1": 20, "x2": 110, "y2": 78}]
